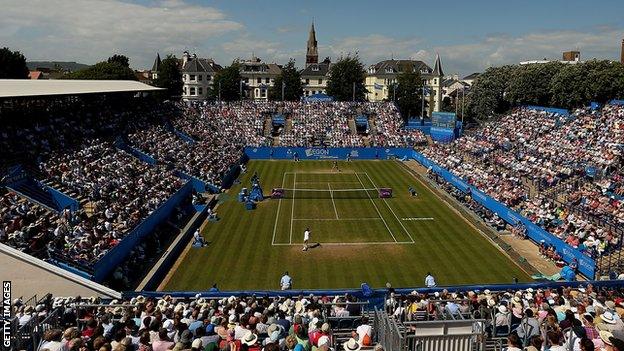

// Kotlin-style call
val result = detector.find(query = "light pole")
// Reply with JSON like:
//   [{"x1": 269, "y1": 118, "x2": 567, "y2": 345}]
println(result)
[
  {"x1": 218, "y1": 81, "x2": 221, "y2": 102},
  {"x1": 393, "y1": 82, "x2": 396, "y2": 102},
  {"x1": 421, "y1": 83, "x2": 425, "y2": 119},
  {"x1": 461, "y1": 86, "x2": 465, "y2": 124}
]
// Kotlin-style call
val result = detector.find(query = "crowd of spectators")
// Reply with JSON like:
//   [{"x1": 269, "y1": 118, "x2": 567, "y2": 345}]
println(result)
[
  {"x1": 421, "y1": 104, "x2": 624, "y2": 260},
  {"x1": 567, "y1": 170, "x2": 624, "y2": 227},
  {"x1": 16, "y1": 283, "x2": 624, "y2": 351},
  {"x1": 387, "y1": 284, "x2": 624, "y2": 350},
  {"x1": 40, "y1": 140, "x2": 184, "y2": 266},
  {"x1": 12, "y1": 293, "x2": 372, "y2": 351},
  {"x1": 362, "y1": 103, "x2": 427, "y2": 147}
]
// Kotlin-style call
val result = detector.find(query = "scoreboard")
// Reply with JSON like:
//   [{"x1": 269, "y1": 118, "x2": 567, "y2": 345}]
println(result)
[{"x1": 431, "y1": 112, "x2": 457, "y2": 129}]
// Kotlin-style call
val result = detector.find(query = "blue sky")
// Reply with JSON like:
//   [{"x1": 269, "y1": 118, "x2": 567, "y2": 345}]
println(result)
[{"x1": 2, "y1": 0, "x2": 623, "y2": 75}]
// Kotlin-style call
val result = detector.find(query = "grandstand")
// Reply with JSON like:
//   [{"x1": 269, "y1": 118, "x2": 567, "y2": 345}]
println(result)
[{"x1": 2, "y1": 80, "x2": 624, "y2": 351}]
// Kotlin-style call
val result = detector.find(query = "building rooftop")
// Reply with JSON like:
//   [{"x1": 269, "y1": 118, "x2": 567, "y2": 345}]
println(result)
[{"x1": 0, "y1": 79, "x2": 164, "y2": 98}]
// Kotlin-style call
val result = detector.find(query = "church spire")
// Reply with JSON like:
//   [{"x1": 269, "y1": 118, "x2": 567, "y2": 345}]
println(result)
[
  {"x1": 306, "y1": 21, "x2": 318, "y2": 68},
  {"x1": 433, "y1": 52, "x2": 444, "y2": 77}
]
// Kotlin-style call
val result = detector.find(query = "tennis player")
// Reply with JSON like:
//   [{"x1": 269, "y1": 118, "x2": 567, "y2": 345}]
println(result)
[{"x1": 303, "y1": 227, "x2": 310, "y2": 251}]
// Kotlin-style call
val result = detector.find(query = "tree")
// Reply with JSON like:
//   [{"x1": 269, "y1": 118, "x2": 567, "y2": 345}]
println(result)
[
  {"x1": 269, "y1": 59, "x2": 302, "y2": 101},
  {"x1": 107, "y1": 54, "x2": 130, "y2": 67},
  {"x1": 210, "y1": 63, "x2": 242, "y2": 101},
  {"x1": 393, "y1": 69, "x2": 424, "y2": 119},
  {"x1": 0, "y1": 47, "x2": 29, "y2": 79},
  {"x1": 326, "y1": 55, "x2": 367, "y2": 101},
  {"x1": 467, "y1": 65, "x2": 515, "y2": 119},
  {"x1": 63, "y1": 61, "x2": 136, "y2": 80},
  {"x1": 506, "y1": 62, "x2": 562, "y2": 106},
  {"x1": 153, "y1": 54, "x2": 183, "y2": 99},
  {"x1": 549, "y1": 64, "x2": 590, "y2": 109},
  {"x1": 441, "y1": 96, "x2": 454, "y2": 113},
  {"x1": 585, "y1": 60, "x2": 624, "y2": 104}
]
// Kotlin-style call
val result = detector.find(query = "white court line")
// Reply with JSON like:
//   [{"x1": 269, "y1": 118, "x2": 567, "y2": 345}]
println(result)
[
  {"x1": 328, "y1": 183, "x2": 339, "y2": 219},
  {"x1": 292, "y1": 218, "x2": 383, "y2": 221},
  {"x1": 402, "y1": 217, "x2": 435, "y2": 221},
  {"x1": 272, "y1": 241, "x2": 414, "y2": 246},
  {"x1": 363, "y1": 172, "x2": 416, "y2": 243},
  {"x1": 294, "y1": 181, "x2": 363, "y2": 183},
  {"x1": 289, "y1": 172, "x2": 296, "y2": 244},
  {"x1": 271, "y1": 172, "x2": 287, "y2": 245},
  {"x1": 354, "y1": 172, "x2": 398, "y2": 243}
]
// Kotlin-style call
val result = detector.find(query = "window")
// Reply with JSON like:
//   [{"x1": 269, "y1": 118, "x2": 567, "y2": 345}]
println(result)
[
  {"x1": 318, "y1": 79, "x2": 323, "y2": 84},
  {"x1": 190, "y1": 75, "x2": 196, "y2": 81},
  {"x1": 198, "y1": 75, "x2": 203, "y2": 81},
  {"x1": 198, "y1": 87, "x2": 203, "y2": 95},
  {"x1": 257, "y1": 77, "x2": 261, "y2": 84},
  {"x1": 183, "y1": 87, "x2": 187, "y2": 95},
  {"x1": 190, "y1": 87, "x2": 196, "y2": 95},
  {"x1": 206, "y1": 75, "x2": 211, "y2": 81},
  {"x1": 305, "y1": 79, "x2": 310, "y2": 84},
  {"x1": 385, "y1": 68, "x2": 393, "y2": 73},
  {"x1": 244, "y1": 78, "x2": 249, "y2": 83},
  {"x1": 312, "y1": 66, "x2": 319, "y2": 71}
]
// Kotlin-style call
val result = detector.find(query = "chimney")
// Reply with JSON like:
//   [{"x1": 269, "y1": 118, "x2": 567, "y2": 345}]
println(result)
[{"x1": 182, "y1": 51, "x2": 190, "y2": 66}]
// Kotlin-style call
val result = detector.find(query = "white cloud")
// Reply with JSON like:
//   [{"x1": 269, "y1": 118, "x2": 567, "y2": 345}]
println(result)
[
  {"x1": 325, "y1": 34, "x2": 424, "y2": 64},
  {"x1": 436, "y1": 27, "x2": 624, "y2": 74},
  {"x1": 0, "y1": 0, "x2": 243, "y2": 68},
  {"x1": 321, "y1": 28, "x2": 622, "y2": 75}
]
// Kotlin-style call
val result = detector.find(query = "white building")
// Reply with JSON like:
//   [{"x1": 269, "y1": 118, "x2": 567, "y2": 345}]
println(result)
[
  {"x1": 301, "y1": 58, "x2": 331, "y2": 97},
  {"x1": 238, "y1": 56, "x2": 282, "y2": 100},
  {"x1": 180, "y1": 51, "x2": 222, "y2": 101},
  {"x1": 365, "y1": 53, "x2": 445, "y2": 113}
]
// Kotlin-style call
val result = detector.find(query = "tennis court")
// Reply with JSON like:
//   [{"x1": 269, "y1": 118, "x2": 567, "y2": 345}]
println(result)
[
  {"x1": 164, "y1": 160, "x2": 530, "y2": 291},
  {"x1": 272, "y1": 171, "x2": 415, "y2": 245}
]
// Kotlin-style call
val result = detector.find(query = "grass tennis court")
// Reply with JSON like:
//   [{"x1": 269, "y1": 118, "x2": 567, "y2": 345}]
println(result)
[{"x1": 163, "y1": 160, "x2": 531, "y2": 291}]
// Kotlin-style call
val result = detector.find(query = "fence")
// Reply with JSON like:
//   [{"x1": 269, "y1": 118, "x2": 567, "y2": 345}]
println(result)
[
  {"x1": 374, "y1": 308, "x2": 404, "y2": 351},
  {"x1": 403, "y1": 320, "x2": 485, "y2": 351},
  {"x1": 373, "y1": 308, "x2": 486, "y2": 351}
]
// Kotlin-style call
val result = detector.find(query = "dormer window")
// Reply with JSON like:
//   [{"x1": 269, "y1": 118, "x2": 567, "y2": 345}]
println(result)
[
  {"x1": 385, "y1": 68, "x2": 393, "y2": 73},
  {"x1": 312, "y1": 66, "x2": 319, "y2": 72}
]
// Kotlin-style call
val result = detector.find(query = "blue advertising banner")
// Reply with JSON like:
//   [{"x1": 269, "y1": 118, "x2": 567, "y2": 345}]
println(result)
[
  {"x1": 411, "y1": 150, "x2": 595, "y2": 278},
  {"x1": 523, "y1": 105, "x2": 570, "y2": 116}
]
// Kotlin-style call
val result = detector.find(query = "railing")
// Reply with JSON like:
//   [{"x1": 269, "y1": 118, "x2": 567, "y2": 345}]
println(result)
[
  {"x1": 374, "y1": 308, "x2": 404, "y2": 351},
  {"x1": 12, "y1": 307, "x2": 63, "y2": 351}
]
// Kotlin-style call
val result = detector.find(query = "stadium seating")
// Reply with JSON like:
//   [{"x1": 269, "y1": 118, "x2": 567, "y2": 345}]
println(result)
[
  {"x1": 421, "y1": 104, "x2": 623, "y2": 271},
  {"x1": 8, "y1": 283, "x2": 624, "y2": 351}
]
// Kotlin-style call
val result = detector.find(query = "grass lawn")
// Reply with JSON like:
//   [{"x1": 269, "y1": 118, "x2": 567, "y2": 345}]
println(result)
[{"x1": 163, "y1": 160, "x2": 531, "y2": 291}]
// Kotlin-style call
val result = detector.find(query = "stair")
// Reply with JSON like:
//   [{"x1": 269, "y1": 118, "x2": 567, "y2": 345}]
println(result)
[
  {"x1": 264, "y1": 117, "x2": 272, "y2": 137},
  {"x1": 368, "y1": 114, "x2": 377, "y2": 134},
  {"x1": 42, "y1": 179, "x2": 88, "y2": 205},
  {"x1": 348, "y1": 117, "x2": 357, "y2": 135},
  {"x1": 8, "y1": 179, "x2": 58, "y2": 212}
]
